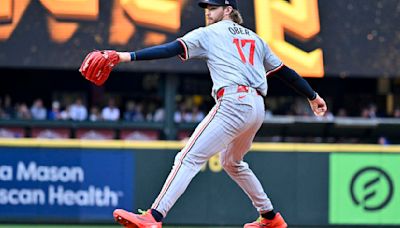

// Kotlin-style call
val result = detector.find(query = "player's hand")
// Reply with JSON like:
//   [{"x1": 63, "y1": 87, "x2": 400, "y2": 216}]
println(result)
[
  {"x1": 308, "y1": 93, "x2": 327, "y2": 117},
  {"x1": 79, "y1": 50, "x2": 120, "y2": 86},
  {"x1": 117, "y1": 52, "x2": 132, "y2": 62}
]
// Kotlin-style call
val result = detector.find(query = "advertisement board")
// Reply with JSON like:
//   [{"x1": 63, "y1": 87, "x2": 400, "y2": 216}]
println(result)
[
  {"x1": 1, "y1": 139, "x2": 400, "y2": 226},
  {"x1": 330, "y1": 153, "x2": 400, "y2": 225},
  {"x1": 0, "y1": 148, "x2": 134, "y2": 222},
  {"x1": 133, "y1": 150, "x2": 329, "y2": 226}
]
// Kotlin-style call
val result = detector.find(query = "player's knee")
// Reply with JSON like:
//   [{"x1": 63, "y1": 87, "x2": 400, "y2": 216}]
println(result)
[
  {"x1": 174, "y1": 151, "x2": 208, "y2": 171},
  {"x1": 220, "y1": 159, "x2": 238, "y2": 172},
  {"x1": 221, "y1": 159, "x2": 248, "y2": 174}
]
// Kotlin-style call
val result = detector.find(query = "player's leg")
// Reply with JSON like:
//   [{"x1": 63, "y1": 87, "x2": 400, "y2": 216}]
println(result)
[
  {"x1": 219, "y1": 95, "x2": 287, "y2": 227},
  {"x1": 151, "y1": 97, "x2": 251, "y2": 216},
  {"x1": 219, "y1": 118, "x2": 273, "y2": 212},
  {"x1": 114, "y1": 99, "x2": 248, "y2": 227},
  {"x1": 221, "y1": 129, "x2": 287, "y2": 228}
]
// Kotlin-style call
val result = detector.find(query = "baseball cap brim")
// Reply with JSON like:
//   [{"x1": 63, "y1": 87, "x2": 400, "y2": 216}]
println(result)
[{"x1": 198, "y1": 2, "x2": 223, "y2": 8}]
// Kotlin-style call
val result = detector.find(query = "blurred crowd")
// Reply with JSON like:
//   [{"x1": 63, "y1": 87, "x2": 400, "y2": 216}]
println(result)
[
  {"x1": 265, "y1": 97, "x2": 400, "y2": 119},
  {"x1": 1, "y1": 94, "x2": 399, "y2": 123},
  {"x1": 0, "y1": 94, "x2": 207, "y2": 123}
]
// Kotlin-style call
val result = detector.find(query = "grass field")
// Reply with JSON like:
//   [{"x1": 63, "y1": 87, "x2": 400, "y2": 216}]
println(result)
[{"x1": 0, "y1": 225, "x2": 241, "y2": 228}]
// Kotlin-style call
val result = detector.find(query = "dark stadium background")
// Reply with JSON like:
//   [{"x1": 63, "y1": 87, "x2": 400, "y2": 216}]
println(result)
[{"x1": 0, "y1": 0, "x2": 399, "y2": 227}]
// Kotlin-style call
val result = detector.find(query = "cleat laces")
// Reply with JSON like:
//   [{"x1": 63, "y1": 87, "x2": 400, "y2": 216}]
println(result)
[{"x1": 138, "y1": 209, "x2": 148, "y2": 215}]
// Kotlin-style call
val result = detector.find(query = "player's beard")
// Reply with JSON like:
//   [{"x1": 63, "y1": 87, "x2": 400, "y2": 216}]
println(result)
[{"x1": 206, "y1": 12, "x2": 224, "y2": 26}]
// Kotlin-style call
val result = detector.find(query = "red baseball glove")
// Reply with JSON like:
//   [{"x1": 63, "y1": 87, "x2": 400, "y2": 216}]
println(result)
[{"x1": 79, "y1": 50, "x2": 120, "y2": 86}]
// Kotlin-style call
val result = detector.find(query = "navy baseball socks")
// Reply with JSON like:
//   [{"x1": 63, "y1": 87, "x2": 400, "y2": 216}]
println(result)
[
  {"x1": 261, "y1": 210, "x2": 276, "y2": 220},
  {"x1": 151, "y1": 209, "x2": 164, "y2": 222}
]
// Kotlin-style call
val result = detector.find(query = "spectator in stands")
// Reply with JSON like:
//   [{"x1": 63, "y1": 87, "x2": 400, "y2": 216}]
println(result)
[
  {"x1": 30, "y1": 98, "x2": 47, "y2": 120},
  {"x1": 48, "y1": 101, "x2": 62, "y2": 120},
  {"x1": 2, "y1": 95, "x2": 14, "y2": 119},
  {"x1": 0, "y1": 96, "x2": 3, "y2": 118},
  {"x1": 60, "y1": 105, "x2": 70, "y2": 120},
  {"x1": 393, "y1": 107, "x2": 400, "y2": 118},
  {"x1": 367, "y1": 103, "x2": 378, "y2": 118},
  {"x1": 360, "y1": 108, "x2": 369, "y2": 118},
  {"x1": 124, "y1": 101, "x2": 137, "y2": 121},
  {"x1": 145, "y1": 102, "x2": 157, "y2": 122},
  {"x1": 336, "y1": 108, "x2": 348, "y2": 117},
  {"x1": 89, "y1": 105, "x2": 101, "y2": 121},
  {"x1": 286, "y1": 99, "x2": 311, "y2": 116},
  {"x1": 102, "y1": 98, "x2": 120, "y2": 121},
  {"x1": 15, "y1": 103, "x2": 31, "y2": 120},
  {"x1": 295, "y1": 99, "x2": 313, "y2": 116},
  {"x1": 189, "y1": 106, "x2": 205, "y2": 123},
  {"x1": 133, "y1": 103, "x2": 145, "y2": 121},
  {"x1": 361, "y1": 103, "x2": 378, "y2": 118},
  {"x1": 153, "y1": 106, "x2": 165, "y2": 122},
  {"x1": 174, "y1": 102, "x2": 189, "y2": 123},
  {"x1": 69, "y1": 98, "x2": 88, "y2": 121},
  {"x1": 378, "y1": 136, "x2": 390, "y2": 145}
]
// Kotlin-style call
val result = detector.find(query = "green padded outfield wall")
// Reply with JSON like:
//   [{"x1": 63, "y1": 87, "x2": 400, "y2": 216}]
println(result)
[{"x1": 0, "y1": 139, "x2": 399, "y2": 226}]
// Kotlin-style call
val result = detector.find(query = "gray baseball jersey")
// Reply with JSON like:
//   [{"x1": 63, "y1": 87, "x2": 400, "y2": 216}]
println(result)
[
  {"x1": 151, "y1": 20, "x2": 282, "y2": 217},
  {"x1": 177, "y1": 19, "x2": 282, "y2": 97}
]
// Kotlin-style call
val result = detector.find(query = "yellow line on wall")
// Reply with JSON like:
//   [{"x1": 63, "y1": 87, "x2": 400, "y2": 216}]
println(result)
[
  {"x1": 0, "y1": 138, "x2": 399, "y2": 153},
  {"x1": 0, "y1": 138, "x2": 183, "y2": 149},
  {"x1": 250, "y1": 143, "x2": 400, "y2": 153}
]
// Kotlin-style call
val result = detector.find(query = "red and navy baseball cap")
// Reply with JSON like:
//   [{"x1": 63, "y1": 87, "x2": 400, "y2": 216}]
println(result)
[{"x1": 198, "y1": 0, "x2": 238, "y2": 10}]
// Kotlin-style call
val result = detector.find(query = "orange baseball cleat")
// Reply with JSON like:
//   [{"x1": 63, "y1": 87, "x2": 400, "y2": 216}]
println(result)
[
  {"x1": 244, "y1": 212, "x2": 287, "y2": 228},
  {"x1": 113, "y1": 209, "x2": 162, "y2": 228}
]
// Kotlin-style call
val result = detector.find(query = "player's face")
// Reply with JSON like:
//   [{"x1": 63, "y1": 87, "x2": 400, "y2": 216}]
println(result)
[{"x1": 205, "y1": 5, "x2": 225, "y2": 26}]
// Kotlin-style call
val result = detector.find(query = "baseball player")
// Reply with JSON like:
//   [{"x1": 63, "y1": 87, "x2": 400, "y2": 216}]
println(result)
[{"x1": 80, "y1": 0, "x2": 327, "y2": 227}]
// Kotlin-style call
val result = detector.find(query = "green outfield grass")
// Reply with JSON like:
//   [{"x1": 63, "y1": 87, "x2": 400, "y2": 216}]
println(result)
[{"x1": 0, "y1": 225, "x2": 241, "y2": 228}]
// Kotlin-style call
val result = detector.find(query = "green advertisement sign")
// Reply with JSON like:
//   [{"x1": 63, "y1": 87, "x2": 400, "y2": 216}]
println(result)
[{"x1": 330, "y1": 153, "x2": 400, "y2": 225}]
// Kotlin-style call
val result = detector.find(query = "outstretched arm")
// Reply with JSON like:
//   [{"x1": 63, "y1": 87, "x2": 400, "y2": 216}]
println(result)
[
  {"x1": 272, "y1": 65, "x2": 327, "y2": 116},
  {"x1": 80, "y1": 40, "x2": 185, "y2": 86},
  {"x1": 118, "y1": 40, "x2": 185, "y2": 62}
]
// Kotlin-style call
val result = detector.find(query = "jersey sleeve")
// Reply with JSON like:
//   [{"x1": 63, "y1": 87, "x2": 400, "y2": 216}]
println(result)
[
  {"x1": 177, "y1": 27, "x2": 208, "y2": 60},
  {"x1": 263, "y1": 42, "x2": 283, "y2": 76}
]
